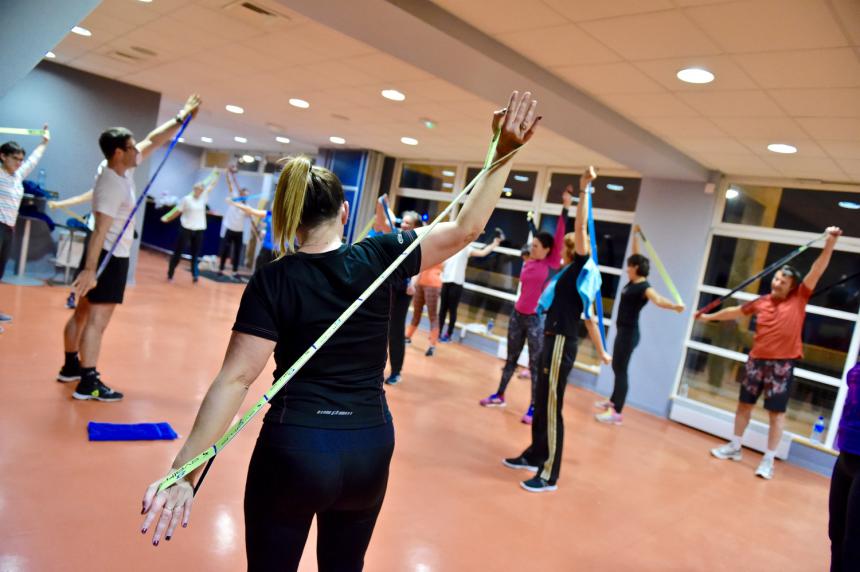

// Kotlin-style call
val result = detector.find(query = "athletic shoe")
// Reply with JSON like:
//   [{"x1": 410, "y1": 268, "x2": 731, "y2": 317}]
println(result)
[
  {"x1": 193, "y1": 276, "x2": 199, "y2": 284},
  {"x1": 480, "y1": 393, "x2": 505, "y2": 407},
  {"x1": 0, "y1": 325, "x2": 3, "y2": 334},
  {"x1": 0, "y1": 313, "x2": 12, "y2": 322},
  {"x1": 66, "y1": 293, "x2": 76, "y2": 309},
  {"x1": 425, "y1": 346, "x2": 435, "y2": 357},
  {"x1": 57, "y1": 362, "x2": 82, "y2": 383},
  {"x1": 710, "y1": 443, "x2": 743, "y2": 462},
  {"x1": 72, "y1": 376, "x2": 124, "y2": 402},
  {"x1": 595, "y1": 408, "x2": 623, "y2": 425},
  {"x1": 520, "y1": 476, "x2": 557, "y2": 493},
  {"x1": 167, "y1": 277, "x2": 174, "y2": 283},
  {"x1": 517, "y1": 368, "x2": 530, "y2": 379},
  {"x1": 385, "y1": 373, "x2": 401, "y2": 385},
  {"x1": 521, "y1": 404, "x2": 534, "y2": 425},
  {"x1": 503, "y1": 456, "x2": 539, "y2": 471},
  {"x1": 593, "y1": 399, "x2": 613, "y2": 410},
  {"x1": 439, "y1": 334, "x2": 451, "y2": 343},
  {"x1": 755, "y1": 457, "x2": 775, "y2": 480},
  {"x1": 404, "y1": 337, "x2": 411, "y2": 345}
]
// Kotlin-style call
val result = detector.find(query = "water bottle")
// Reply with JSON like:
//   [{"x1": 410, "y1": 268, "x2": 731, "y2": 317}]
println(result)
[
  {"x1": 487, "y1": 318, "x2": 494, "y2": 334},
  {"x1": 810, "y1": 416, "x2": 826, "y2": 443},
  {"x1": 37, "y1": 168, "x2": 46, "y2": 189}
]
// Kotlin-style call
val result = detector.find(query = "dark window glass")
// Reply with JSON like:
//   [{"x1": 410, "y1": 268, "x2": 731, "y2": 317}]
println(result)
[
  {"x1": 457, "y1": 289, "x2": 516, "y2": 338},
  {"x1": 481, "y1": 209, "x2": 532, "y2": 249},
  {"x1": 399, "y1": 163, "x2": 456, "y2": 192},
  {"x1": 547, "y1": 173, "x2": 640, "y2": 211},
  {"x1": 538, "y1": 215, "x2": 631, "y2": 268},
  {"x1": 722, "y1": 185, "x2": 860, "y2": 238},
  {"x1": 466, "y1": 252, "x2": 522, "y2": 295},
  {"x1": 679, "y1": 348, "x2": 838, "y2": 437},
  {"x1": 394, "y1": 197, "x2": 452, "y2": 224},
  {"x1": 690, "y1": 293, "x2": 851, "y2": 379},
  {"x1": 703, "y1": 236, "x2": 860, "y2": 313},
  {"x1": 466, "y1": 168, "x2": 537, "y2": 201}
]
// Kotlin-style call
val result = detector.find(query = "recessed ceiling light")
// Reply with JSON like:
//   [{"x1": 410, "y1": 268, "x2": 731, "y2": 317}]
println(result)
[
  {"x1": 240, "y1": 154, "x2": 255, "y2": 163},
  {"x1": 676, "y1": 67, "x2": 714, "y2": 84},
  {"x1": 725, "y1": 188, "x2": 739, "y2": 199},
  {"x1": 767, "y1": 143, "x2": 797, "y2": 154},
  {"x1": 177, "y1": 137, "x2": 185, "y2": 143},
  {"x1": 503, "y1": 187, "x2": 513, "y2": 197},
  {"x1": 514, "y1": 175, "x2": 529, "y2": 182},
  {"x1": 381, "y1": 89, "x2": 406, "y2": 102},
  {"x1": 606, "y1": 184, "x2": 624, "y2": 191},
  {"x1": 200, "y1": 136, "x2": 213, "y2": 143},
  {"x1": 45, "y1": 51, "x2": 56, "y2": 59},
  {"x1": 225, "y1": 104, "x2": 244, "y2": 114},
  {"x1": 441, "y1": 170, "x2": 455, "y2": 177},
  {"x1": 838, "y1": 201, "x2": 860, "y2": 210},
  {"x1": 289, "y1": 98, "x2": 310, "y2": 109},
  {"x1": 275, "y1": 136, "x2": 290, "y2": 144},
  {"x1": 138, "y1": 0, "x2": 153, "y2": 3},
  {"x1": 400, "y1": 137, "x2": 418, "y2": 146},
  {"x1": 234, "y1": 136, "x2": 247, "y2": 143},
  {"x1": 329, "y1": 136, "x2": 346, "y2": 145},
  {"x1": 71, "y1": 26, "x2": 92, "y2": 37},
  {"x1": 442, "y1": 182, "x2": 453, "y2": 189}
]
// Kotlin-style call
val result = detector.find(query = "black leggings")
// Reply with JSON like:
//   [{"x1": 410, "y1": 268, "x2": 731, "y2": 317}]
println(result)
[
  {"x1": 168, "y1": 227, "x2": 203, "y2": 279},
  {"x1": 0, "y1": 223, "x2": 13, "y2": 282},
  {"x1": 438, "y1": 282, "x2": 464, "y2": 337},
  {"x1": 388, "y1": 287, "x2": 412, "y2": 376},
  {"x1": 497, "y1": 310, "x2": 543, "y2": 401},
  {"x1": 245, "y1": 422, "x2": 395, "y2": 572},
  {"x1": 830, "y1": 451, "x2": 860, "y2": 571},
  {"x1": 219, "y1": 229, "x2": 244, "y2": 272},
  {"x1": 610, "y1": 325, "x2": 640, "y2": 413}
]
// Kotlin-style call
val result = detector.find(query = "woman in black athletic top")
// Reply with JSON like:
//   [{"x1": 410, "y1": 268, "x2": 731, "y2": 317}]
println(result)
[
  {"x1": 594, "y1": 225, "x2": 684, "y2": 425},
  {"x1": 140, "y1": 90, "x2": 541, "y2": 571}
]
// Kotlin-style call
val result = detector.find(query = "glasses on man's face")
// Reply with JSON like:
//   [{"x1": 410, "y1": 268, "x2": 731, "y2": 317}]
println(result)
[{"x1": 123, "y1": 145, "x2": 137, "y2": 152}]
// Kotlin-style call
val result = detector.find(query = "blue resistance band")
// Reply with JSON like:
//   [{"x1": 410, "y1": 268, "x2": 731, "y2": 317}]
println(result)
[
  {"x1": 96, "y1": 115, "x2": 193, "y2": 278},
  {"x1": 585, "y1": 184, "x2": 607, "y2": 350}
]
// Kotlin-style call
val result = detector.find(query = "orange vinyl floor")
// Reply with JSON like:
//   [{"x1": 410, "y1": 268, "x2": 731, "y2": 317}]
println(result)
[{"x1": 0, "y1": 250, "x2": 831, "y2": 571}]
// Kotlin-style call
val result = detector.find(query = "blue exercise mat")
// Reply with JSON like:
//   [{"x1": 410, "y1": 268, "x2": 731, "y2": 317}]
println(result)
[{"x1": 87, "y1": 422, "x2": 178, "y2": 441}]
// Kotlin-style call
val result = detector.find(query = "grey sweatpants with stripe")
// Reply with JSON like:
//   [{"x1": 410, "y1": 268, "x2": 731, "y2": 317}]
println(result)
[{"x1": 496, "y1": 310, "x2": 543, "y2": 402}]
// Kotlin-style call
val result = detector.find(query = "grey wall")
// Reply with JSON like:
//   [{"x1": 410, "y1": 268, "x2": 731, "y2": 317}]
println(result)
[
  {"x1": 147, "y1": 143, "x2": 205, "y2": 205},
  {"x1": 594, "y1": 178, "x2": 716, "y2": 417},
  {"x1": 0, "y1": 0, "x2": 100, "y2": 97},
  {"x1": 0, "y1": 61, "x2": 161, "y2": 281}
]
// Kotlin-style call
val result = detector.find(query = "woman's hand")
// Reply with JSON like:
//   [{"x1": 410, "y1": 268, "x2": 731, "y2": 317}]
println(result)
[
  {"x1": 579, "y1": 166, "x2": 597, "y2": 192},
  {"x1": 600, "y1": 351, "x2": 612, "y2": 365},
  {"x1": 493, "y1": 91, "x2": 541, "y2": 158},
  {"x1": 41, "y1": 124, "x2": 50, "y2": 145},
  {"x1": 562, "y1": 184, "x2": 574, "y2": 208},
  {"x1": 673, "y1": 303, "x2": 686, "y2": 313},
  {"x1": 141, "y1": 477, "x2": 195, "y2": 546}
]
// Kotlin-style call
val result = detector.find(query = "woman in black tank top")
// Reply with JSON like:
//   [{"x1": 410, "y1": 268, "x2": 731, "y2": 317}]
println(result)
[
  {"x1": 139, "y1": 91, "x2": 541, "y2": 571},
  {"x1": 594, "y1": 225, "x2": 685, "y2": 425}
]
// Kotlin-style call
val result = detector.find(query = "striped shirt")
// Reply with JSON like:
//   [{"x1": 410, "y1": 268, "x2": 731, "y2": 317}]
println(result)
[{"x1": 0, "y1": 145, "x2": 45, "y2": 228}]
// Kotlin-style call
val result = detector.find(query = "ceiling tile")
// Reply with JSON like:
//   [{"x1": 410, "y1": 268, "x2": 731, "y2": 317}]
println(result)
[
  {"x1": 819, "y1": 140, "x2": 860, "y2": 160},
  {"x1": 170, "y1": 5, "x2": 262, "y2": 41},
  {"x1": 710, "y1": 116, "x2": 808, "y2": 139},
  {"x1": 768, "y1": 88, "x2": 860, "y2": 118},
  {"x1": 676, "y1": 90, "x2": 785, "y2": 117},
  {"x1": 763, "y1": 155, "x2": 848, "y2": 180},
  {"x1": 51, "y1": 35, "x2": 99, "y2": 61},
  {"x1": 430, "y1": 0, "x2": 567, "y2": 34},
  {"x1": 279, "y1": 21, "x2": 375, "y2": 60},
  {"x1": 578, "y1": 11, "x2": 722, "y2": 60},
  {"x1": 634, "y1": 55, "x2": 758, "y2": 91},
  {"x1": 687, "y1": 152, "x2": 781, "y2": 176},
  {"x1": 738, "y1": 138, "x2": 828, "y2": 158},
  {"x1": 553, "y1": 62, "x2": 665, "y2": 95},
  {"x1": 684, "y1": 0, "x2": 849, "y2": 52},
  {"x1": 495, "y1": 24, "x2": 621, "y2": 66},
  {"x1": 601, "y1": 93, "x2": 700, "y2": 118},
  {"x1": 636, "y1": 116, "x2": 725, "y2": 137},
  {"x1": 667, "y1": 137, "x2": 750, "y2": 154},
  {"x1": 95, "y1": 0, "x2": 163, "y2": 26},
  {"x1": 835, "y1": 158, "x2": 860, "y2": 180},
  {"x1": 734, "y1": 48, "x2": 860, "y2": 89},
  {"x1": 339, "y1": 53, "x2": 432, "y2": 83},
  {"x1": 830, "y1": 0, "x2": 860, "y2": 45},
  {"x1": 797, "y1": 118, "x2": 860, "y2": 141},
  {"x1": 542, "y1": 0, "x2": 675, "y2": 22}
]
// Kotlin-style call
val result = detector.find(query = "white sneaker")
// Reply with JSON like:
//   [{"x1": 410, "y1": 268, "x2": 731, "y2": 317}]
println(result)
[
  {"x1": 755, "y1": 457, "x2": 775, "y2": 480},
  {"x1": 710, "y1": 443, "x2": 742, "y2": 461}
]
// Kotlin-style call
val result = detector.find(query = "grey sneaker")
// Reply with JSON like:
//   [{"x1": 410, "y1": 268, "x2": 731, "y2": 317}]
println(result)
[
  {"x1": 0, "y1": 312, "x2": 12, "y2": 322},
  {"x1": 711, "y1": 443, "x2": 743, "y2": 461},
  {"x1": 755, "y1": 457, "x2": 775, "y2": 480}
]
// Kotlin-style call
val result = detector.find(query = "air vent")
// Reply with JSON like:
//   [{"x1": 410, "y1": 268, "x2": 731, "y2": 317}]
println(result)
[
  {"x1": 331, "y1": 114, "x2": 350, "y2": 121},
  {"x1": 241, "y1": 2, "x2": 275, "y2": 16},
  {"x1": 130, "y1": 46, "x2": 157, "y2": 57},
  {"x1": 108, "y1": 50, "x2": 143, "y2": 63},
  {"x1": 222, "y1": 0, "x2": 293, "y2": 28}
]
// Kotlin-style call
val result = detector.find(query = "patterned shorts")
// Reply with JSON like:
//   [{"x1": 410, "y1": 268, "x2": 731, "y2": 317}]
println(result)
[{"x1": 739, "y1": 359, "x2": 795, "y2": 413}]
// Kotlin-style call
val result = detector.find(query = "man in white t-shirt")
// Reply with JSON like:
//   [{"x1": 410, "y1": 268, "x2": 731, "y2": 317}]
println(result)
[
  {"x1": 438, "y1": 233, "x2": 502, "y2": 342},
  {"x1": 219, "y1": 168, "x2": 249, "y2": 277},
  {"x1": 56, "y1": 94, "x2": 202, "y2": 402}
]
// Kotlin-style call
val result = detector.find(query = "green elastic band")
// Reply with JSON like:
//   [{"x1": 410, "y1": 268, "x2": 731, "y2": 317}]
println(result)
[
  {"x1": 637, "y1": 229, "x2": 682, "y2": 306},
  {"x1": 0, "y1": 127, "x2": 46, "y2": 136}
]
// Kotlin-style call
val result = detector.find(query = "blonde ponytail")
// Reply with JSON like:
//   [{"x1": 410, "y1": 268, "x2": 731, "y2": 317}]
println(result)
[{"x1": 273, "y1": 156, "x2": 313, "y2": 253}]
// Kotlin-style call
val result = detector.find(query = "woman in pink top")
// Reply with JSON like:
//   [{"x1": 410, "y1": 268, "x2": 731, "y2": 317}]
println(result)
[{"x1": 480, "y1": 191, "x2": 570, "y2": 423}]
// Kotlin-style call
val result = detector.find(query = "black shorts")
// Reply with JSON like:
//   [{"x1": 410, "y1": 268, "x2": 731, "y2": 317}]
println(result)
[
  {"x1": 76, "y1": 250, "x2": 129, "y2": 304},
  {"x1": 739, "y1": 358, "x2": 795, "y2": 413}
]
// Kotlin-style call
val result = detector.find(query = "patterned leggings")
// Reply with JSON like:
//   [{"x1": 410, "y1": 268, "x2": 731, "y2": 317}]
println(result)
[
  {"x1": 406, "y1": 285, "x2": 441, "y2": 345},
  {"x1": 496, "y1": 310, "x2": 543, "y2": 403}
]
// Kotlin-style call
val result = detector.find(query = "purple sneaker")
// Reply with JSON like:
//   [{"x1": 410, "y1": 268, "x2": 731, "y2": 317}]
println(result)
[
  {"x1": 439, "y1": 334, "x2": 451, "y2": 343},
  {"x1": 480, "y1": 393, "x2": 505, "y2": 407},
  {"x1": 521, "y1": 403, "x2": 534, "y2": 424}
]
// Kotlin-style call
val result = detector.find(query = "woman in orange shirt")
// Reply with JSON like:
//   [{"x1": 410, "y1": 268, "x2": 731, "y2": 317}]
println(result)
[{"x1": 406, "y1": 262, "x2": 443, "y2": 356}]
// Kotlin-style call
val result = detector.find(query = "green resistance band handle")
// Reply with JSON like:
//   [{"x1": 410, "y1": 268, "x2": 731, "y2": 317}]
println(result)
[
  {"x1": 159, "y1": 129, "x2": 511, "y2": 493},
  {"x1": 0, "y1": 127, "x2": 47, "y2": 136},
  {"x1": 636, "y1": 228, "x2": 683, "y2": 306}
]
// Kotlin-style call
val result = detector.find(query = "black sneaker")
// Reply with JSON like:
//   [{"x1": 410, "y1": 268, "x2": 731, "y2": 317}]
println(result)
[
  {"x1": 503, "y1": 456, "x2": 539, "y2": 471},
  {"x1": 425, "y1": 346, "x2": 435, "y2": 357},
  {"x1": 404, "y1": 337, "x2": 411, "y2": 344},
  {"x1": 385, "y1": 373, "x2": 402, "y2": 385},
  {"x1": 57, "y1": 362, "x2": 82, "y2": 383},
  {"x1": 520, "y1": 476, "x2": 558, "y2": 493},
  {"x1": 72, "y1": 376, "x2": 124, "y2": 402}
]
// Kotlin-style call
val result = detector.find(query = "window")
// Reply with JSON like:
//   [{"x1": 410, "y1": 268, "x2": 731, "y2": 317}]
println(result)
[
  {"x1": 481, "y1": 209, "x2": 532, "y2": 250},
  {"x1": 547, "y1": 173, "x2": 640, "y2": 211},
  {"x1": 466, "y1": 251, "x2": 522, "y2": 296},
  {"x1": 394, "y1": 196, "x2": 452, "y2": 224},
  {"x1": 466, "y1": 167, "x2": 538, "y2": 201},
  {"x1": 537, "y1": 215, "x2": 632, "y2": 269},
  {"x1": 399, "y1": 163, "x2": 456, "y2": 192},
  {"x1": 723, "y1": 184, "x2": 860, "y2": 238}
]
